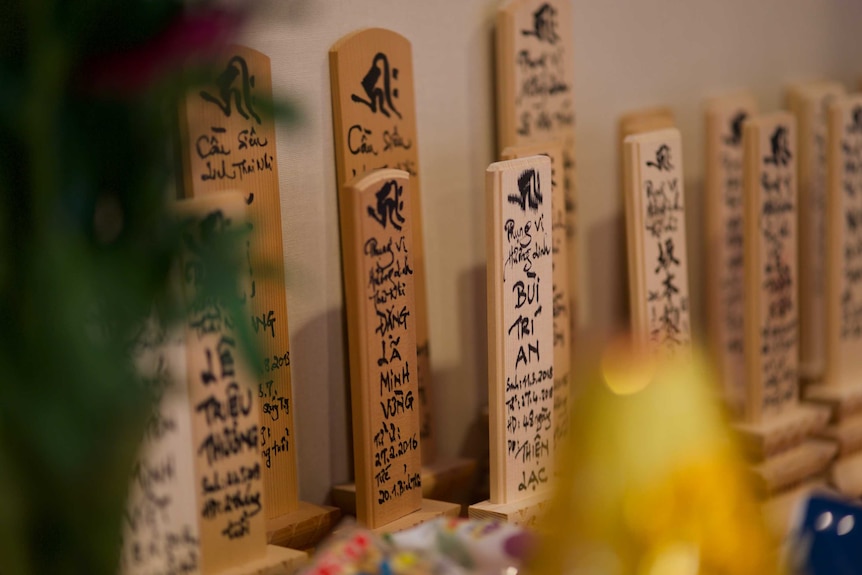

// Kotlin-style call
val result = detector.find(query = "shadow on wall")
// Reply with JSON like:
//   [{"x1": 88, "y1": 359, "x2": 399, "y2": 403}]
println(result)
[
  {"x1": 291, "y1": 306, "x2": 352, "y2": 505},
  {"x1": 582, "y1": 211, "x2": 629, "y2": 346},
  {"x1": 430, "y1": 263, "x2": 489, "y2": 500},
  {"x1": 685, "y1": 176, "x2": 706, "y2": 344}
]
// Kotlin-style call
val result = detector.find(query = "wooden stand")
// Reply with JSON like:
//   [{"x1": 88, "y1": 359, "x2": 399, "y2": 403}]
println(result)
[
  {"x1": 813, "y1": 411, "x2": 862, "y2": 455},
  {"x1": 329, "y1": 485, "x2": 460, "y2": 532},
  {"x1": 749, "y1": 440, "x2": 837, "y2": 495},
  {"x1": 370, "y1": 499, "x2": 460, "y2": 534},
  {"x1": 733, "y1": 404, "x2": 831, "y2": 459},
  {"x1": 331, "y1": 458, "x2": 477, "y2": 515},
  {"x1": 420, "y1": 458, "x2": 479, "y2": 502},
  {"x1": 468, "y1": 491, "x2": 550, "y2": 530},
  {"x1": 266, "y1": 502, "x2": 341, "y2": 551},
  {"x1": 829, "y1": 449, "x2": 862, "y2": 496},
  {"x1": 330, "y1": 485, "x2": 459, "y2": 530},
  {"x1": 219, "y1": 546, "x2": 307, "y2": 575},
  {"x1": 806, "y1": 384, "x2": 862, "y2": 421}
]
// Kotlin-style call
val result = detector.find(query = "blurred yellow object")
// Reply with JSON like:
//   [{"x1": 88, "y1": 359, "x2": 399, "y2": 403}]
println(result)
[{"x1": 531, "y1": 339, "x2": 781, "y2": 575}]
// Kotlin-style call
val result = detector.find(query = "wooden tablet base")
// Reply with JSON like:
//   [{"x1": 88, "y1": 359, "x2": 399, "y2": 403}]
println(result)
[
  {"x1": 749, "y1": 440, "x2": 837, "y2": 495},
  {"x1": 814, "y1": 415, "x2": 862, "y2": 456},
  {"x1": 331, "y1": 458, "x2": 476, "y2": 515},
  {"x1": 328, "y1": 490, "x2": 459, "y2": 533},
  {"x1": 220, "y1": 545, "x2": 308, "y2": 575},
  {"x1": 734, "y1": 404, "x2": 831, "y2": 459},
  {"x1": 371, "y1": 499, "x2": 460, "y2": 534},
  {"x1": 829, "y1": 449, "x2": 862, "y2": 496},
  {"x1": 802, "y1": 385, "x2": 862, "y2": 496},
  {"x1": 805, "y1": 383, "x2": 862, "y2": 421},
  {"x1": 468, "y1": 491, "x2": 550, "y2": 530},
  {"x1": 421, "y1": 457, "x2": 478, "y2": 502},
  {"x1": 267, "y1": 501, "x2": 341, "y2": 551}
]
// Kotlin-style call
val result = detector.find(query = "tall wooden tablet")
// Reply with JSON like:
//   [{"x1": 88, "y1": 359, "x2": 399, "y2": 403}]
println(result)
[
  {"x1": 743, "y1": 113, "x2": 800, "y2": 422},
  {"x1": 497, "y1": 0, "x2": 577, "y2": 330},
  {"x1": 787, "y1": 81, "x2": 847, "y2": 381},
  {"x1": 121, "y1": 192, "x2": 305, "y2": 575},
  {"x1": 121, "y1": 328, "x2": 200, "y2": 575},
  {"x1": 804, "y1": 96, "x2": 862, "y2": 419},
  {"x1": 618, "y1": 107, "x2": 676, "y2": 147},
  {"x1": 800, "y1": 94, "x2": 862, "y2": 497},
  {"x1": 488, "y1": 155, "x2": 555, "y2": 504},
  {"x1": 618, "y1": 107, "x2": 676, "y2": 184},
  {"x1": 824, "y1": 95, "x2": 862, "y2": 393},
  {"x1": 733, "y1": 111, "x2": 835, "y2": 500},
  {"x1": 502, "y1": 143, "x2": 571, "y2": 446},
  {"x1": 705, "y1": 93, "x2": 758, "y2": 417},
  {"x1": 179, "y1": 45, "x2": 338, "y2": 548},
  {"x1": 180, "y1": 195, "x2": 267, "y2": 571},
  {"x1": 330, "y1": 28, "x2": 436, "y2": 464},
  {"x1": 339, "y1": 168, "x2": 453, "y2": 530},
  {"x1": 622, "y1": 128, "x2": 691, "y2": 358}
]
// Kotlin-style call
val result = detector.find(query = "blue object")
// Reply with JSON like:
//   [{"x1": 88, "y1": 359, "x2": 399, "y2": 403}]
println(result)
[{"x1": 794, "y1": 493, "x2": 862, "y2": 574}]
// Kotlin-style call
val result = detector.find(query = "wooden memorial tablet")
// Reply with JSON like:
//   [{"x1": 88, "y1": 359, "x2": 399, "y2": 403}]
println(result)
[
  {"x1": 807, "y1": 95, "x2": 862, "y2": 409},
  {"x1": 735, "y1": 113, "x2": 833, "y2": 471},
  {"x1": 121, "y1": 328, "x2": 201, "y2": 575},
  {"x1": 496, "y1": 0, "x2": 577, "y2": 332},
  {"x1": 501, "y1": 143, "x2": 571, "y2": 448},
  {"x1": 743, "y1": 112, "x2": 801, "y2": 421},
  {"x1": 337, "y1": 168, "x2": 458, "y2": 531},
  {"x1": 121, "y1": 192, "x2": 306, "y2": 575},
  {"x1": 329, "y1": 28, "x2": 436, "y2": 465},
  {"x1": 622, "y1": 128, "x2": 691, "y2": 358},
  {"x1": 786, "y1": 81, "x2": 847, "y2": 382},
  {"x1": 804, "y1": 94, "x2": 862, "y2": 496},
  {"x1": 179, "y1": 45, "x2": 337, "y2": 549},
  {"x1": 705, "y1": 93, "x2": 758, "y2": 417},
  {"x1": 469, "y1": 156, "x2": 555, "y2": 528},
  {"x1": 618, "y1": 106, "x2": 676, "y2": 186},
  {"x1": 329, "y1": 28, "x2": 474, "y2": 510},
  {"x1": 619, "y1": 107, "x2": 676, "y2": 147},
  {"x1": 806, "y1": 95, "x2": 862, "y2": 410}
]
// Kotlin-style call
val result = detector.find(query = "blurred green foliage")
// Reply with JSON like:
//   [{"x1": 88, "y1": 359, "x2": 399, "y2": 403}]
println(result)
[{"x1": 0, "y1": 1, "x2": 277, "y2": 573}]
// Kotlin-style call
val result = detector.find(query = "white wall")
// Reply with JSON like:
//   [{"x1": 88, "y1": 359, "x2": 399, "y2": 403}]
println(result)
[{"x1": 240, "y1": 0, "x2": 862, "y2": 505}]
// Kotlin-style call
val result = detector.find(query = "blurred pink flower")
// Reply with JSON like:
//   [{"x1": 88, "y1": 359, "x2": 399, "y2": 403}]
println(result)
[{"x1": 85, "y1": 8, "x2": 246, "y2": 94}]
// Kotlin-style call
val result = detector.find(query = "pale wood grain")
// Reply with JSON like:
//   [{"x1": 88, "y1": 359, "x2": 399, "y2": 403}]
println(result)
[
  {"x1": 786, "y1": 81, "x2": 846, "y2": 381},
  {"x1": 742, "y1": 113, "x2": 799, "y2": 424},
  {"x1": 497, "y1": 0, "x2": 577, "y2": 333},
  {"x1": 177, "y1": 192, "x2": 268, "y2": 574},
  {"x1": 502, "y1": 143, "x2": 571, "y2": 452},
  {"x1": 338, "y1": 169, "x2": 422, "y2": 528},
  {"x1": 178, "y1": 45, "x2": 299, "y2": 520},
  {"x1": 486, "y1": 156, "x2": 555, "y2": 505},
  {"x1": 468, "y1": 491, "x2": 551, "y2": 530},
  {"x1": 622, "y1": 128, "x2": 692, "y2": 359},
  {"x1": 704, "y1": 93, "x2": 758, "y2": 418},
  {"x1": 330, "y1": 29, "x2": 436, "y2": 464}
]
